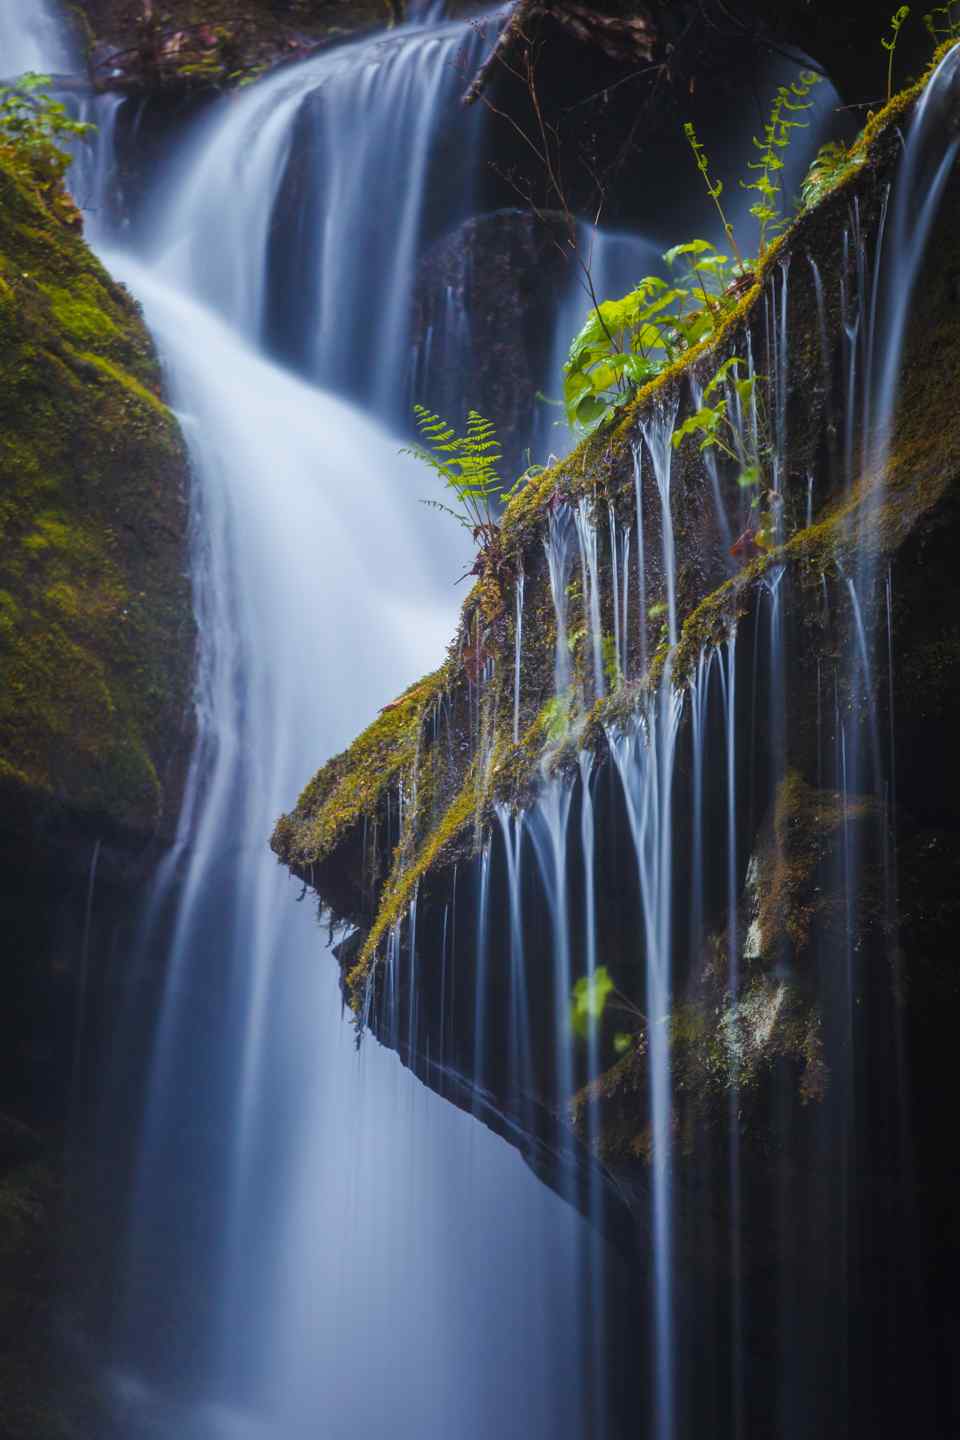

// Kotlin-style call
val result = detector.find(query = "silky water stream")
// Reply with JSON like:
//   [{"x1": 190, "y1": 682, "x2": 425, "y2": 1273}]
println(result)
[
  {"x1": 8, "y1": 1, "x2": 960, "y2": 1435},
  {"x1": 45, "y1": 9, "x2": 617, "y2": 1440}
]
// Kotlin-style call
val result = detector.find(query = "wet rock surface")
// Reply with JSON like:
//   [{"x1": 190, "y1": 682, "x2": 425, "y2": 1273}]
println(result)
[
  {"x1": 411, "y1": 209, "x2": 571, "y2": 479},
  {"x1": 275, "y1": 74, "x2": 960, "y2": 1433}
]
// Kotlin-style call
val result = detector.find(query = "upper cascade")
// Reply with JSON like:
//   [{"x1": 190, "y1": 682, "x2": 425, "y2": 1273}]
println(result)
[
  {"x1": 135, "y1": 14, "x2": 486, "y2": 419},
  {"x1": 0, "y1": 0, "x2": 73, "y2": 78}
]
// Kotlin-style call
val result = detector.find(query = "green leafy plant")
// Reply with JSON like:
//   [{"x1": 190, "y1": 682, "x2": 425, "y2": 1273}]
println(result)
[
  {"x1": 540, "y1": 692, "x2": 573, "y2": 744},
  {"x1": 602, "y1": 632, "x2": 621, "y2": 690},
  {"x1": 924, "y1": 2, "x2": 960, "y2": 44},
  {"x1": 404, "y1": 405, "x2": 507, "y2": 543},
  {"x1": 562, "y1": 275, "x2": 683, "y2": 433},
  {"x1": 742, "y1": 72, "x2": 824, "y2": 254},
  {"x1": 800, "y1": 140, "x2": 864, "y2": 210},
  {"x1": 562, "y1": 240, "x2": 745, "y2": 436},
  {"x1": 672, "y1": 356, "x2": 756, "y2": 468},
  {"x1": 571, "y1": 966, "x2": 614, "y2": 1037},
  {"x1": 570, "y1": 964, "x2": 645, "y2": 1040},
  {"x1": 560, "y1": 80, "x2": 829, "y2": 440},
  {"x1": 683, "y1": 123, "x2": 744, "y2": 268},
  {"x1": 673, "y1": 357, "x2": 783, "y2": 551},
  {"x1": 883, "y1": 7, "x2": 912, "y2": 99},
  {"x1": 0, "y1": 73, "x2": 93, "y2": 201}
]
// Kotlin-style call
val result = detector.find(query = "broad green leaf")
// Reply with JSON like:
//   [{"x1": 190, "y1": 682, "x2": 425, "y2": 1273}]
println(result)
[
  {"x1": 571, "y1": 965, "x2": 616, "y2": 1036},
  {"x1": 664, "y1": 238, "x2": 715, "y2": 268},
  {"x1": 703, "y1": 355, "x2": 745, "y2": 398}
]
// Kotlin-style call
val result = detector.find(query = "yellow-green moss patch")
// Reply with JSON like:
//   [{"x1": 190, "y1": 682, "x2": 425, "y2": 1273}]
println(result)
[
  {"x1": 346, "y1": 763, "x2": 481, "y2": 1004},
  {"x1": 0, "y1": 147, "x2": 193, "y2": 848}
]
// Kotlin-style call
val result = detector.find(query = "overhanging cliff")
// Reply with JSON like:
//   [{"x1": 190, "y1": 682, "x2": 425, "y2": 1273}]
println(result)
[{"x1": 271, "y1": 55, "x2": 960, "y2": 1247}]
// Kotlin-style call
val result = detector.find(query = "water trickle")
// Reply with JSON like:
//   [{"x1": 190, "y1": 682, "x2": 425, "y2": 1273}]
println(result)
[
  {"x1": 688, "y1": 649, "x2": 713, "y2": 972},
  {"x1": 640, "y1": 396, "x2": 681, "y2": 646},
  {"x1": 545, "y1": 503, "x2": 576, "y2": 700},
  {"x1": 408, "y1": 885, "x2": 420, "y2": 1058},
  {"x1": 867, "y1": 43, "x2": 960, "y2": 483},
  {"x1": 608, "y1": 505, "x2": 622, "y2": 686},
  {"x1": 717, "y1": 629, "x2": 744, "y2": 1437},
  {"x1": 576, "y1": 496, "x2": 605, "y2": 701},
  {"x1": 690, "y1": 372, "x2": 733, "y2": 551},
  {"x1": 513, "y1": 569, "x2": 526, "y2": 744},
  {"x1": 529, "y1": 775, "x2": 577, "y2": 1129},
  {"x1": 633, "y1": 443, "x2": 649, "y2": 677},
  {"x1": 472, "y1": 838, "x2": 493, "y2": 1106},
  {"x1": 607, "y1": 672, "x2": 684, "y2": 1440},
  {"x1": 805, "y1": 469, "x2": 814, "y2": 529},
  {"x1": 807, "y1": 253, "x2": 831, "y2": 389},
  {"x1": 768, "y1": 256, "x2": 791, "y2": 505},
  {"x1": 862, "y1": 185, "x2": 891, "y2": 448},
  {"x1": 496, "y1": 804, "x2": 532, "y2": 1127}
]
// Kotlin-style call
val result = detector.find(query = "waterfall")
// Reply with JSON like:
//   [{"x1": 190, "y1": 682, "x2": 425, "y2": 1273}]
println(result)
[
  {"x1": 135, "y1": 17, "x2": 486, "y2": 420},
  {"x1": 0, "y1": 0, "x2": 72, "y2": 78},
  {"x1": 54, "y1": 11, "x2": 606, "y2": 1438},
  {"x1": 11, "y1": 0, "x2": 958, "y2": 1427}
]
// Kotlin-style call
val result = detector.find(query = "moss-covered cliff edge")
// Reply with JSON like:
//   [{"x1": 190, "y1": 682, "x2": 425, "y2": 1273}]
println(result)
[
  {"x1": 271, "y1": 53, "x2": 960, "y2": 1264},
  {"x1": 273, "y1": 65, "x2": 958, "y2": 970},
  {"x1": 0, "y1": 145, "x2": 194, "y2": 1436},
  {"x1": 0, "y1": 150, "x2": 194, "y2": 876}
]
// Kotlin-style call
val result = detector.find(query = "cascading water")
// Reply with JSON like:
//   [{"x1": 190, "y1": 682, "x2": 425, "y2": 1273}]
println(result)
[
  {"x1": 12, "y1": 0, "x2": 959, "y2": 1426},
  {"x1": 0, "y1": 0, "x2": 72, "y2": 77},
  {"x1": 131, "y1": 15, "x2": 487, "y2": 420},
  {"x1": 47, "y1": 9, "x2": 613, "y2": 1439}
]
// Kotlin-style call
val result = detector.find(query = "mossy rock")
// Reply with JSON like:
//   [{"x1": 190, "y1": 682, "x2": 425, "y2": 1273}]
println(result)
[
  {"x1": 73, "y1": 0, "x2": 479, "y2": 93},
  {"x1": 0, "y1": 154, "x2": 193, "y2": 868},
  {"x1": 274, "y1": 58, "x2": 960, "y2": 1033}
]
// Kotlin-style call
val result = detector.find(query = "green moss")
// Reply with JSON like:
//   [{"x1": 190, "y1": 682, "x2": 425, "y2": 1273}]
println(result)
[
  {"x1": 751, "y1": 771, "x2": 877, "y2": 965},
  {"x1": 274, "y1": 47, "x2": 960, "y2": 1044},
  {"x1": 0, "y1": 147, "x2": 193, "y2": 847},
  {"x1": 345, "y1": 763, "x2": 482, "y2": 1004},
  {"x1": 38, "y1": 278, "x2": 121, "y2": 344},
  {"x1": 273, "y1": 667, "x2": 448, "y2": 869},
  {"x1": 77, "y1": 351, "x2": 170, "y2": 417}
]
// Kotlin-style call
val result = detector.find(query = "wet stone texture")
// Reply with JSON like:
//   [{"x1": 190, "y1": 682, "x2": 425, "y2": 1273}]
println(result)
[{"x1": 274, "y1": 69, "x2": 960, "y2": 1434}]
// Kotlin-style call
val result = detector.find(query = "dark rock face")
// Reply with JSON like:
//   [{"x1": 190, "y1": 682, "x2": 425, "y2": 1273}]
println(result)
[
  {"x1": 411, "y1": 209, "x2": 571, "y2": 479},
  {"x1": 0, "y1": 155, "x2": 194, "y2": 1437},
  {"x1": 75, "y1": 0, "x2": 396, "y2": 92},
  {"x1": 275, "y1": 80, "x2": 960, "y2": 1435},
  {"x1": 0, "y1": 154, "x2": 194, "y2": 880}
]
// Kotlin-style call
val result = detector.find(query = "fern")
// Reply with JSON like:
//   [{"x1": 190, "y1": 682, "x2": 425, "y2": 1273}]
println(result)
[
  {"x1": 924, "y1": 2, "x2": 960, "y2": 44},
  {"x1": 684, "y1": 123, "x2": 743, "y2": 267},
  {"x1": 742, "y1": 72, "x2": 823, "y2": 255},
  {"x1": 404, "y1": 405, "x2": 505, "y2": 538},
  {"x1": 883, "y1": 7, "x2": 912, "y2": 99}
]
